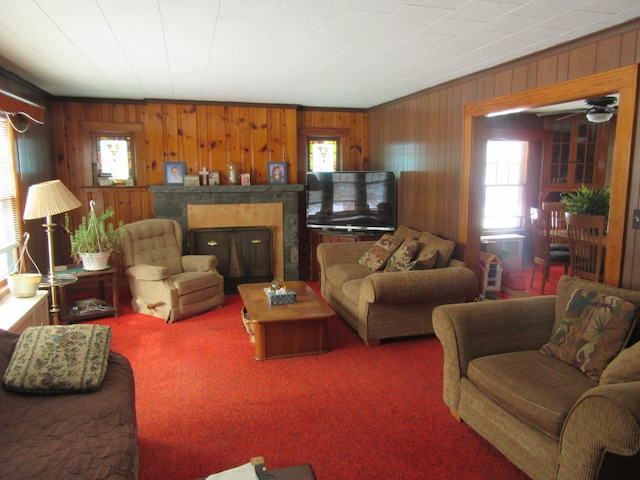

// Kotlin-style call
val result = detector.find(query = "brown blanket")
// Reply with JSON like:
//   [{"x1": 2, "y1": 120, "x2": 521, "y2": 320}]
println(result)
[{"x1": 0, "y1": 329, "x2": 138, "y2": 479}]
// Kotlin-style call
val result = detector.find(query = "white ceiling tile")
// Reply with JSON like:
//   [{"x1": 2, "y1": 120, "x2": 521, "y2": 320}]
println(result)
[
  {"x1": 385, "y1": 4, "x2": 453, "y2": 24},
  {"x1": 446, "y1": 1, "x2": 521, "y2": 22},
  {"x1": 0, "y1": 0, "x2": 636, "y2": 107},
  {"x1": 578, "y1": 0, "x2": 640, "y2": 15}
]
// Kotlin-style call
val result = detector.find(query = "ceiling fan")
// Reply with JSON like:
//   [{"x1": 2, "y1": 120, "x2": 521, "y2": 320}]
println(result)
[{"x1": 555, "y1": 96, "x2": 618, "y2": 123}]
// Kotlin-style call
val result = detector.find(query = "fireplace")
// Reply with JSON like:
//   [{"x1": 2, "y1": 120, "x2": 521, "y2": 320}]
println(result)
[
  {"x1": 190, "y1": 226, "x2": 273, "y2": 293},
  {"x1": 149, "y1": 185, "x2": 304, "y2": 280}
]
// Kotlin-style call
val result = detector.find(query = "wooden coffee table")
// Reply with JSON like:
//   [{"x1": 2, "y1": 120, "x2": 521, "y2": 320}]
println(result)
[{"x1": 238, "y1": 281, "x2": 335, "y2": 360}]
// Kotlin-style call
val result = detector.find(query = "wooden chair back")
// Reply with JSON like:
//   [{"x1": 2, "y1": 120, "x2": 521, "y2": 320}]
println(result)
[
  {"x1": 565, "y1": 213, "x2": 606, "y2": 282},
  {"x1": 530, "y1": 207, "x2": 551, "y2": 260},
  {"x1": 530, "y1": 207, "x2": 570, "y2": 293},
  {"x1": 542, "y1": 202, "x2": 567, "y2": 231}
]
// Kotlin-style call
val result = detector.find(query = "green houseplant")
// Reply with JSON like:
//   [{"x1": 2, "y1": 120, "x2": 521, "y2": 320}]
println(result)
[
  {"x1": 65, "y1": 201, "x2": 123, "y2": 270},
  {"x1": 561, "y1": 185, "x2": 611, "y2": 220}
]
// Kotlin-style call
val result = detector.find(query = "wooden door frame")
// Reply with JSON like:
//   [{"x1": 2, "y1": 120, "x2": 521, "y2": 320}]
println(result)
[
  {"x1": 461, "y1": 64, "x2": 639, "y2": 286},
  {"x1": 297, "y1": 128, "x2": 350, "y2": 180}
]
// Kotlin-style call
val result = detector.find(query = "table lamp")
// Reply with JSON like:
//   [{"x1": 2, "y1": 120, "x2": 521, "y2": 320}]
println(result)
[{"x1": 23, "y1": 179, "x2": 82, "y2": 324}]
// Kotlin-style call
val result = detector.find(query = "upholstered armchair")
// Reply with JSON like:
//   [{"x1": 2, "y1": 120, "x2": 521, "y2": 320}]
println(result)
[
  {"x1": 433, "y1": 276, "x2": 640, "y2": 479},
  {"x1": 119, "y1": 219, "x2": 224, "y2": 323}
]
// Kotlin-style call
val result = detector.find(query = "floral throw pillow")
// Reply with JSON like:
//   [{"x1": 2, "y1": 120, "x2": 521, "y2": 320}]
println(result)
[
  {"x1": 384, "y1": 238, "x2": 420, "y2": 272},
  {"x1": 3, "y1": 324, "x2": 112, "y2": 394},
  {"x1": 540, "y1": 288, "x2": 639, "y2": 381},
  {"x1": 359, "y1": 234, "x2": 402, "y2": 271}
]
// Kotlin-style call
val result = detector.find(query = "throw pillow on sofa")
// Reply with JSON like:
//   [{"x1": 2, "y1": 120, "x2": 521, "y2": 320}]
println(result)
[
  {"x1": 417, "y1": 232, "x2": 456, "y2": 268},
  {"x1": 540, "y1": 288, "x2": 639, "y2": 381},
  {"x1": 406, "y1": 249, "x2": 438, "y2": 270},
  {"x1": 384, "y1": 238, "x2": 420, "y2": 272},
  {"x1": 393, "y1": 225, "x2": 422, "y2": 241},
  {"x1": 359, "y1": 234, "x2": 402, "y2": 271}
]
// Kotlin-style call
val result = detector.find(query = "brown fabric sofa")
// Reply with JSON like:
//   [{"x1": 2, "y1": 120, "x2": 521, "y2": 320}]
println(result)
[
  {"x1": 433, "y1": 275, "x2": 640, "y2": 480},
  {"x1": 317, "y1": 226, "x2": 477, "y2": 346}
]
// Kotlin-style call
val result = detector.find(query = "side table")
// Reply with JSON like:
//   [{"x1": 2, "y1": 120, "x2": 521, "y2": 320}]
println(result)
[{"x1": 56, "y1": 265, "x2": 120, "y2": 323}]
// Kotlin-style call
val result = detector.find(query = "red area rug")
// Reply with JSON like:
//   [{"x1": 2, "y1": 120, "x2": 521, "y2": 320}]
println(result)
[{"x1": 91, "y1": 284, "x2": 530, "y2": 480}]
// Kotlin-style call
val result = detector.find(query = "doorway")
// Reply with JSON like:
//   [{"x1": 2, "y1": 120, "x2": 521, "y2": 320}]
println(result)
[{"x1": 462, "y1": 65, "x2": 639, "y2": 286}]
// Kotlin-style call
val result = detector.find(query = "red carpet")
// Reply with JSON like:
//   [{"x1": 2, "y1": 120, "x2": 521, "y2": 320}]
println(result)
[
  {"x1": 90, "y1": 284, "x2": 531, "y2": 480},
  {"x1": 517, "y1": 263, "x2": 565, "y2": 297}
]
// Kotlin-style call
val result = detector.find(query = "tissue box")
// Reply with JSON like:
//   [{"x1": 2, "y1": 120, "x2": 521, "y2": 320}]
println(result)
[{"x1": 266, "y1": 290, "x2": 297, "y2": 305}]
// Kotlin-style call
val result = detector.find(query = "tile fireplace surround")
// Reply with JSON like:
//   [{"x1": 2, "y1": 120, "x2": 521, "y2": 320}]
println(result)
[{"x1": 150, "y1": 185, "x2": 304, "y2": 280}]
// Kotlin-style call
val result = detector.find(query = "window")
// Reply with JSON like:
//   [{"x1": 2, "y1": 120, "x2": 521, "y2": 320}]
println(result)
[
  {"x1": 92, "y1": 133, "x2": 134, "y2": 185},
  {"x1": 308, "y1": 138, "x2": 338, "y2": 172},
  {"x1": 0, "y1": 116, "x2": 20, "y2": 279},
  {"x1": 483, "y1": 140, "x2": 527, "y2": 230}
]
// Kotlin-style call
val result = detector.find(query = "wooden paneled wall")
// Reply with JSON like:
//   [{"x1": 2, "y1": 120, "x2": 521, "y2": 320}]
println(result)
[
  {"x1": 52, "y1": 103, "x2": 368, "y2": 215},
  {"x1": 297, "y1": 109, "x2": 369, "y2": 171},
  {"x1": 51, "y1": 102, "x2": 299, "y2": 224},
  {"x1": 368, "y1": 19, "x2": 640, "y2": 289},
  {"x1": 50, "y1": 100, "x2": 368, "y2": 274}
]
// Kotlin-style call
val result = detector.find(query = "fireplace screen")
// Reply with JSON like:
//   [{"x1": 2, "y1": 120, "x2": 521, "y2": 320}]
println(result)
[{"x1": 189, "y1": 227, "x2": 273, "y2": 293}]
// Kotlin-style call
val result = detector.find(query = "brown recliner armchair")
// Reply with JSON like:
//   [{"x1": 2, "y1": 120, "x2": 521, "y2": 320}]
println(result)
[{"x1": 119, "y1": 219, "x2": 224, "y2": 323}]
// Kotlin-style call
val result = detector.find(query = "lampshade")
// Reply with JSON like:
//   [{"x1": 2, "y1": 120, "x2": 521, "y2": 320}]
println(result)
[
  {"x1": 23, "y1": 179, "x2": 82, "y2": 220},
  {"x1": 586, "y1": 110, "x2": 613, "y2": 123}
]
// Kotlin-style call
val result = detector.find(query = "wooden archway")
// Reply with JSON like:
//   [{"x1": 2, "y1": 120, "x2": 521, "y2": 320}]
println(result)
[{"x1": 461, "y1": 64, "x2": 639, "y2": 286}]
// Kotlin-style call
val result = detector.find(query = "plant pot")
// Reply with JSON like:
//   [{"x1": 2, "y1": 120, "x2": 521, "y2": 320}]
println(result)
[
  {"x1": 79, "y1": 251, "x2": 111, "y2": 271},
  {"x1": 7, "y1": 273, "x2": 42, "y2": 297}
]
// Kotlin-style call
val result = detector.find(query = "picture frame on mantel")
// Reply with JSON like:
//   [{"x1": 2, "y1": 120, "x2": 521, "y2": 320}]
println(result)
[
  {"x1": 165, "y1": 161, "x2": 186, "y2": 185},
  {"x1": 184, "y1": 175, "x2": 200, "y2": 186},
  {"x1": 268, "y1": 162, "x2": 287, "y2": 185}
]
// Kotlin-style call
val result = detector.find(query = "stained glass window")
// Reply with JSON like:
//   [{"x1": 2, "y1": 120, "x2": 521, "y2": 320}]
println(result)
[
  {"x1": 95, "y1": 135, "x2": 134, "y2": 183},
  {"x1": 308, "y1": 138, "x2": 338, "y2": 172}
]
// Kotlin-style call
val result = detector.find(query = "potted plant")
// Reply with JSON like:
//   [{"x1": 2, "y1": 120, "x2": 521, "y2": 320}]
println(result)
[
  {"x1": 65, "y1": 201, "x2": 123, "y2": 270},
  {"x1": 7, "y1": 233, "x2": 42, "y2": 297},
  {"x1": 561, "y1": 185, "x2": 611, "y2": 220}
]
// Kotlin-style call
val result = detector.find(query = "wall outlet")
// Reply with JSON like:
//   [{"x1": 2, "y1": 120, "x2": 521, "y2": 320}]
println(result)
[{"x1": 633, "y1": 209, "x2": 640, "y2": 229}]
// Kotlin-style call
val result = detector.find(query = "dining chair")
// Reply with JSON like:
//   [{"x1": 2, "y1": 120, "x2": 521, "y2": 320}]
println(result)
[
  {"x1": 530, "y1": 207, "x2": 570, "y2": 294},
  {"x1": 565, "y1": 213, "x2": 606, "y2": 282},
  {"x1": 541, "y1": 201, "x2": 569, "y2": 250}
]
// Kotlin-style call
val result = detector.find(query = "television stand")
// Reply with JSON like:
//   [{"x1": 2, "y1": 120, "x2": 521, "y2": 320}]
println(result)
[{"x1": 309, "y1": 230, "x2": 383, "y2": 281}]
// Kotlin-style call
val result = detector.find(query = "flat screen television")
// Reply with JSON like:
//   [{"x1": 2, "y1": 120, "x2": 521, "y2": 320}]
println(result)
[{"x1": 306, "y1": 171, "x2": 396, "y2": 232}]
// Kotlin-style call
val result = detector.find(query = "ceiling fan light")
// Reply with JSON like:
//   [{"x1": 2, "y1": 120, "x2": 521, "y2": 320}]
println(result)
[{"x1": 586, "y1": 111, "x2": 613, "y2": 123}]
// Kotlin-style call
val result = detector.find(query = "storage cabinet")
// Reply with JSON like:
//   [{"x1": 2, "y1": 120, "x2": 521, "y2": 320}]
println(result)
[
  {"x1": 190, "y1": 227, "x2": 273, "y2": 293},
  {"x1": 541, "y1": 117, "x2": 610, "y2": 201}
]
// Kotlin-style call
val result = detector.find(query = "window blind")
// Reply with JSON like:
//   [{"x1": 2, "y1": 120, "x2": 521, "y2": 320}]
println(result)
[{"x1": 0, "y1": 116, "x2": 20, "y2": 257}]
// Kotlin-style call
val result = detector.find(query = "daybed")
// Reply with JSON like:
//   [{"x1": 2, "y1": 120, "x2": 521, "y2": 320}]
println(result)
[
  {"x1": 317, "y1": 225, "x2": 477, "y2": 346},
  {"x1": 433, "y1": 275, "x2": 640, "y2": 480},
  {"x1": 0, "y1": 327, "x2": 139, "y2": 479}
]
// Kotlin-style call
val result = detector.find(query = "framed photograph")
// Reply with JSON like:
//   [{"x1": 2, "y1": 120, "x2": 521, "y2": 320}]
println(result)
[
  {"x1": 268, "y1": 162, "x2": 287, "y2": 185},
  {"x1": 241, "y1": 173, "x2": 251, "y2": 185},
  {"x1": 209, "y1": 171, "x2": 220, "y2": 185},
  {"x1": 184, "y1": 175, "x2": 200, "y2": 186},
  {"x1": 165, "y1": 161, "x2": 186, "y2": 185}
]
